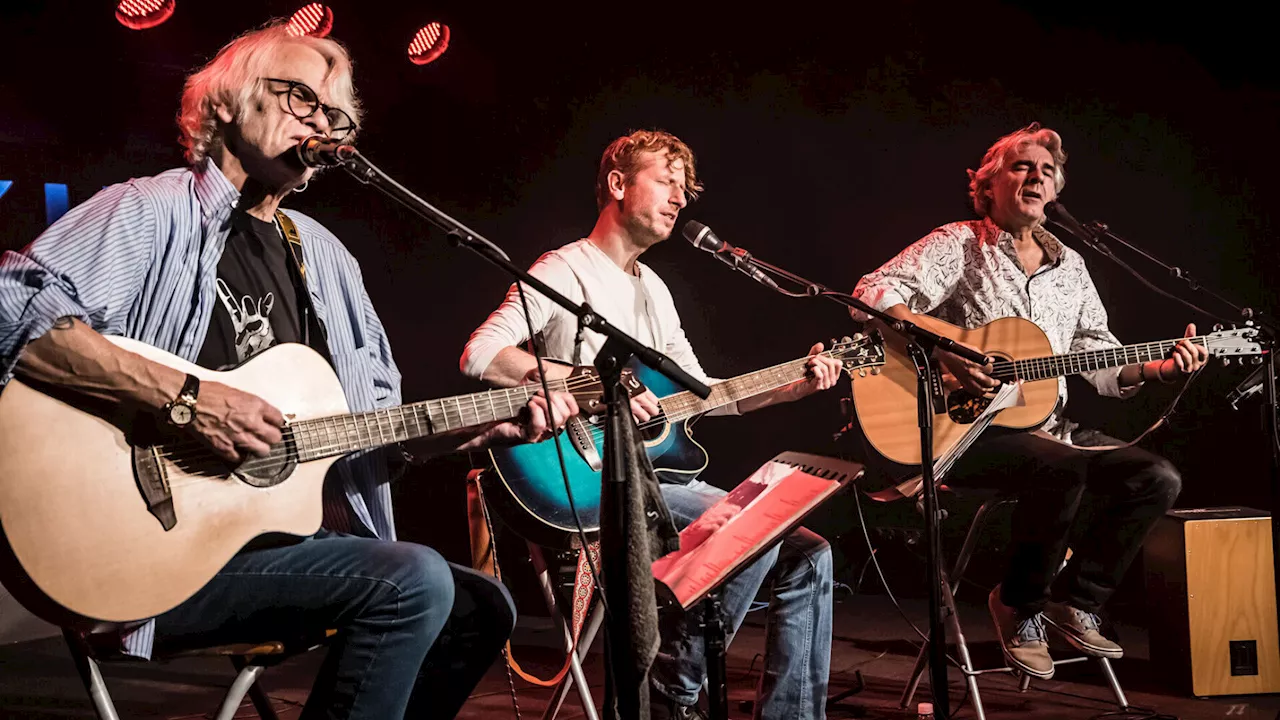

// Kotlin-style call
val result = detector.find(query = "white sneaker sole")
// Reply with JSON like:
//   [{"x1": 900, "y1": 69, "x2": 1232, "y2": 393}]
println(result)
[{"x1": 1042, "y1": 616, "x2": 1124, "y2": 659}]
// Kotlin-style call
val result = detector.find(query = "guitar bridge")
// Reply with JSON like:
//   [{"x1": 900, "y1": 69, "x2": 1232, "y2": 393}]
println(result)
[
  {"x1": 132, "y1": 445, "x2": 177, "y2": 531},
  {"x1": 568, "y1": 416, "x2": 602, "y2": 472}
]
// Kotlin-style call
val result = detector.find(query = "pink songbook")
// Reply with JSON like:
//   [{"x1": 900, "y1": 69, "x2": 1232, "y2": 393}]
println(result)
[{"x1": 652, "y1": 452, "x2": 862, "y2": 609}]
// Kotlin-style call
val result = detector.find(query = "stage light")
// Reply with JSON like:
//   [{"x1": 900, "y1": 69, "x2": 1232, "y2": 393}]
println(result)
[
  {"x1": 408, "y1": 22, "x2": 450, "y2": 66},
  {"x1": 287, "y1": 3, "x2": 334, "y2": 38},
  {"x1": 115, "y1": 0, "x2": 176, "y2": 30}
]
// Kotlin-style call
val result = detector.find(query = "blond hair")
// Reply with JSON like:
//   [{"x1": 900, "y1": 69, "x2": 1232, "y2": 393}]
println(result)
[
  {"x1": 967, "y1": 122, "x2": 1066, "y2": 217},
  {"x1": 595, "y1": 130, "x2": 703, "y2": 210},
  {"x1": 178, "y1": 22, "x2": 361, "y2": 165}
]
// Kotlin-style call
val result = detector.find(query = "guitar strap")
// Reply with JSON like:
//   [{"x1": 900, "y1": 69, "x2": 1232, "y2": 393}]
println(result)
[
  {"x1": 465, "y1": 470, "x2": 600, "y2": 687},
  {"x1": 273, "y1": 210, "x2": 333, "y2": 364}
]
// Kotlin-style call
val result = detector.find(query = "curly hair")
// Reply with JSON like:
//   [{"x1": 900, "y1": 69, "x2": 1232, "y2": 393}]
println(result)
[
  {"x1": 595, "y1": 129, "x2": 703, "y2": 210},
  {"x1": 178, "y1": 21, "x2": 361, "y2": 166},
  {"x1": 967, "y1": 122, "x2": 1066, "y2": 218}
]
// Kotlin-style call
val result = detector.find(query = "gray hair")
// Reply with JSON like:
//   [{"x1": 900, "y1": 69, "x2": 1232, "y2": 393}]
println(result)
[
  {"x1": 178, "y1": 22, "x2": 361, "y2": 166},
  {"x1": 967, "y1": 122, "x2": 1066, "y2": 218}
]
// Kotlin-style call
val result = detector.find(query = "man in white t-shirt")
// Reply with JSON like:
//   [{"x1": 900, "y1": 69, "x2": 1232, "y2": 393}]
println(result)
[{"x1": 462, "y1": 130, "x2": 841, "y2": 719}]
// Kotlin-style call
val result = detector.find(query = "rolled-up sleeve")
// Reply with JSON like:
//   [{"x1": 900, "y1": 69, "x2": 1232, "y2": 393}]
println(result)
[
  {"x1": 460, "y1": 252, "x2": 579, "y2": 381},
  {"x1": 0, "y1": 183, "x2": 156, "y2": 385},
  {"x1": 850, "y1": 227, "x2": 967, "y2": 321}
]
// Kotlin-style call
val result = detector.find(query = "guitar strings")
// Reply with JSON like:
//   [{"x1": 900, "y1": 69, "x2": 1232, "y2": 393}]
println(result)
[{"x1": 155, "y1": 343, "x2": 876, "y2": 486}]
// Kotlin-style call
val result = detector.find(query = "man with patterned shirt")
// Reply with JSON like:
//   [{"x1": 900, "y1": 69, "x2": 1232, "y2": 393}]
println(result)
[{"x1": 851, "y1": 123, "x2": 1208, "y2": 678}]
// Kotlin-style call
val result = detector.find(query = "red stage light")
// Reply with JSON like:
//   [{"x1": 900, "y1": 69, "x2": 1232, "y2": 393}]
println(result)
[
  {"x1": 115, "y1": 0, "x2": 176, "y2": 30},
  {"x1": 287, "y1": 3, "x2": 334, "y2": 38},
  {"x1": 408, "y1": 23, "x2": 450, "y2": 66}
]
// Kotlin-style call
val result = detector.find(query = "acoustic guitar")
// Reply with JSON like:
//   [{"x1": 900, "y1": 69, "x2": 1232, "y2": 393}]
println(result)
[
  {"x1": 850, "y1": 314, "x2": 1266, "y2": 466},
  {"x1": 0, "y1": 337, "x2": 608, "y2": 625},
  {"x1": 483, "y1": 334, "x2": 887, "y2": 548}
]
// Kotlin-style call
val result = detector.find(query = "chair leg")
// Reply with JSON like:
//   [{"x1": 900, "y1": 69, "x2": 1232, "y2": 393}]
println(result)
[
  {"x1": 898, "y1": 636, "x2": 929, "y2": 709},
  {"x1": 950, "y1": 498, "x2": 1015, "y2": 598},
  {"x1": 230, "y1": 655, "x2": 282, "y2": 720},
  {"x1": 528, "y1": 542, "x2": 600, "y2": 720},
  {"x1": 543, "y1": 601, "x2": 605, "y2": 720},
  {"x1": 215, "y1": 660, "x2": 267, "y2": 720},
  {"x1": 63, "y1": 629, "x2": 121, "y2": 720}
]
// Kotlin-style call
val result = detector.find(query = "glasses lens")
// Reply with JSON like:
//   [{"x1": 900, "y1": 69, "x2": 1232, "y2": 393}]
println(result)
[
  {"x1": 325, "y1": 109, "x2": 354, "y2": 140},
  {"x1": 285, "y1": 83, "x2": 319, "y2": 119}
]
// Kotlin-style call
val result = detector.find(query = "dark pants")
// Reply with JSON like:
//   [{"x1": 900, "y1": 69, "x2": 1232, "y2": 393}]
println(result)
[
  {"x1": 946, "y1": 429, "x2": 1181, "y2": 617},
  {"x1": 154, "y1": 530, "x2": 515, "y2": 720}
]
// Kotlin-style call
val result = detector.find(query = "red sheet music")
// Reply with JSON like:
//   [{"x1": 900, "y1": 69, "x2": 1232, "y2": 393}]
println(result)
[{"x1": 652, "y1": 460, "x2": 848, "y2": 609}]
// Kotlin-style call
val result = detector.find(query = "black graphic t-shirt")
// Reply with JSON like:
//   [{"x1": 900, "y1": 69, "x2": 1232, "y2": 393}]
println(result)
[{"x1": 197, "y1": 211, "x2": 305, "y2": 371}]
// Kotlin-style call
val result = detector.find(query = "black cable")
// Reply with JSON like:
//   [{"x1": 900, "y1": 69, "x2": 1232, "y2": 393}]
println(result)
[{"x1": 510, "y1": 279, "x2": 609, "y2": 617}]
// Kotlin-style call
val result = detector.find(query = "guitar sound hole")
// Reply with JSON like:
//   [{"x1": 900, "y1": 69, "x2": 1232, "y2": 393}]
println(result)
[{"x1": 234, "y1": 439, "x2": 300, "y2": 488}]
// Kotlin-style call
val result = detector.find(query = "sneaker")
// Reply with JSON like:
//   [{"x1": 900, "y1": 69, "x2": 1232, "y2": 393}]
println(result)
[
  {"x1": 988, "y1": 585, "x2": 1055, "y2": 679},
  {"x1": 1043, "y1": 601, "x2": 1124, "y2": 659},
  {"x1": 649, "y1": 685, "x2": 708, "y2": 720}
]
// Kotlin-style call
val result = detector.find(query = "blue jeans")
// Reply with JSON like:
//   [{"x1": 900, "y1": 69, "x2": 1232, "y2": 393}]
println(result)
[
  {"x1": 153, "y1": 530, "x2": 515, "y2": 719},
  {"x1": 652, "y1": 480, "x2": 833, "y2": 720}
]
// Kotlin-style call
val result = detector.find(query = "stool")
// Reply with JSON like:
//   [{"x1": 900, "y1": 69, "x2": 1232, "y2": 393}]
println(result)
[
  {"x1": 899, "y1": 493, "x2": 1130, "y2": 720},
  {"x1": 64, "y1": 625, "x2": 335, "y2": 720}
]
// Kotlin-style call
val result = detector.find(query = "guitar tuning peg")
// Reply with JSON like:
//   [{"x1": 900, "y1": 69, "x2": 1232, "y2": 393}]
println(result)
[
  {"x1": 1213, "y1": 323, "x2": 1224, "y2": 332},
  {"x1": 871, "y1": 367, "x2": 882, "y2": 375},
  {"x1": 1253, "y1": 356, "x2": 1264, "y2": 365},
  {"x1": 846, "y1": 334, "x2": 857, "y2": 342},
  {"x1": 1222, "y1": 357, "x2": 1233, "y2": 367},
  {"x1": 858, "y1": 369, "x2": 868, "y2": 378}
]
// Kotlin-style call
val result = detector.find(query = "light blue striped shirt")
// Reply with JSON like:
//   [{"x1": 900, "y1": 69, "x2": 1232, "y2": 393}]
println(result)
[{"x1": 0, "y1": 160, "x2": 403, "y2": 656}]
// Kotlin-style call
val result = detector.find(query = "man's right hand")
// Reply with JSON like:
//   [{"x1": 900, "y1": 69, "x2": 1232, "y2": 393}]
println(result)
[
  {"x1": 935, "y1": 341, "x2": 999, "y2": 396},
  {"x1": 189, "y1": 381, "x2": 285, "y2": 463}
]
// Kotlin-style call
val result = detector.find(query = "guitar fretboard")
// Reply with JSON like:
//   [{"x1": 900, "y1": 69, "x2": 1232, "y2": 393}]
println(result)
[
  {"x1": 287, "y1": 381, "x2": 568, "y2": 462},
  {"x1": 990, "y1": 337, "x2": 1209, "y2": 383},
  {"x1": 658, "y1": 356, "x2": 819, "y2": 422}
]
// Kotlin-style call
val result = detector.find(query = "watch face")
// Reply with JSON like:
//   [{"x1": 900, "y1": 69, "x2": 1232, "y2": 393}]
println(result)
[{"x1": 170, "y1": 404, "x2": 194, "y2": 426}]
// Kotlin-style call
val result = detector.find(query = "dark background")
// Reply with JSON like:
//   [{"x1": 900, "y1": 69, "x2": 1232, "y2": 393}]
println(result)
[{"x1": 2, "y1": 1, "x2": 1276, "y2": 608}]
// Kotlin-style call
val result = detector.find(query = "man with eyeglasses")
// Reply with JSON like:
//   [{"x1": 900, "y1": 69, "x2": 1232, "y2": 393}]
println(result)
[{"x1": 0, "y1": 22, "x2": 578, "y2": 719}]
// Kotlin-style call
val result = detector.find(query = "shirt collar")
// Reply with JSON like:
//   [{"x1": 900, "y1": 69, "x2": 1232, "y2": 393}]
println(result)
[
  {"x1": 192, "y1": 158, "x2": 241, "y2": 223},
  {"x1": 980, "y1": 216, "x2": 1066, "y2": 265}
]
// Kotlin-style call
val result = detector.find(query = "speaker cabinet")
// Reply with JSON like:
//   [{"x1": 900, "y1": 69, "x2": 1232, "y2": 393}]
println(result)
[{"x1": 1144, "y1": 507, "x2": 1280, "y2": 696}]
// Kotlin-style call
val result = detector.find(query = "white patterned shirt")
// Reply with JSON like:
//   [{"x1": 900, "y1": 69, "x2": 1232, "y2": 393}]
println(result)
[{"x1": 852, "y1": 218, "x2": 1139, "y2": 442}]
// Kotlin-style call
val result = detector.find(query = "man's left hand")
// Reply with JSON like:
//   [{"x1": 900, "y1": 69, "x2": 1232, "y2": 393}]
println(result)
[
  {"x1": 788, "y1": 342, "x2": 844, "y2": 400},
  {"x1": 1161, "y1": 323, "x2": 1210, "y2": 380}
]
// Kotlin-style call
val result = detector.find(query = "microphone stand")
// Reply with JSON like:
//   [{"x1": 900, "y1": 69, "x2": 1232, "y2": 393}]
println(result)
[
  {"x1": 1046, "y1": 215, "x2": 1280, "y2": 658},
  {"x1": 720, "y1": 253, "x2": 991, "y2": 720},
  {"x1": 333, "y1": 148, "x2": 711, "y2": 720}
]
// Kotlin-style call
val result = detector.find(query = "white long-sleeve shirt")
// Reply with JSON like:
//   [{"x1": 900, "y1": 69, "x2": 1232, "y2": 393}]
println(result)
[{"x1": 461, "y1": 239, "x2": 738, "y2": 414}]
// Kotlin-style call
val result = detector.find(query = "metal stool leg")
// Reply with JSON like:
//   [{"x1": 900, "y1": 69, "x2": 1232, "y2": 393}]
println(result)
[
  {"x1": 229, "y1": 656, "x2": 281, "y2": 720},
  {"x1": 942, "y1": 577, "x2": 987, "y2": 720},
  {"x1": 899, "y1": 634, "x2": 930, "y2": 708},
  {"x1": 63, "y1": 629, "x2": 120, "y2": 720},
  {"x1": 543, "y1": 602, "x2": 605, "y2": 720},
  {"x1": 529, "y1": 542, "x2": 600, "y2": 720},
  {"x1": 214, "y1": 661, "x2": 267, "y2": 720},
  {"x1": 1098, "y1": 657, "x2": 1130, "y2": 709}
]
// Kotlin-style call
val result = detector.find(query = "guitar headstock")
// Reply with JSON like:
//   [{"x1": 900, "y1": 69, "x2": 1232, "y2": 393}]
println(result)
[
  {"x1": 563, "y1": 365, "x2": 649, "y2": 416},
  {"x1": 824, "y1": 332, "x2": 887, "y2": 378},
  {"x1": 1206, "y1": 324, "x2": 1269, "y2": 362}
]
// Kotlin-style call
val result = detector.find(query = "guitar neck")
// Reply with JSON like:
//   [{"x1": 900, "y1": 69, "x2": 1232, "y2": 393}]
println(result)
[
  {"x1": 996, "y1": 336, "x2": 1210, "y2": 383},
  {"x1": 658, "y1": 355, "x2": 815, "y2": 422},
  {"x1": 288, "y1": 382, "x2": 563, "y2": 462}
]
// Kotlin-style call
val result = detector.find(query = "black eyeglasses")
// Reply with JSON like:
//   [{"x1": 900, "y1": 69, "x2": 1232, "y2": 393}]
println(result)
[{"x1": 263, "y1": 78, "x2": 355, "y2": 141}]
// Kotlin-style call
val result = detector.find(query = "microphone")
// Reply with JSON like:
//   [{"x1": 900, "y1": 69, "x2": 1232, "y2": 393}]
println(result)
[
  {"x1": 1043, "y1": 201, "x2": 1099, "y2": 246},
  {"x1": 296, "y1": 136, "x2": 357, "y2": 168},
  {"x1": 682, "y1": 221, "x2": 780, "y2": 291}
]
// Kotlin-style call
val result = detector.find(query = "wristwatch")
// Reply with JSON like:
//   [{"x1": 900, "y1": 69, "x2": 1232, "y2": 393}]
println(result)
[{"x1": 164, "y1": 374, "x2": 201, "y2": 427}]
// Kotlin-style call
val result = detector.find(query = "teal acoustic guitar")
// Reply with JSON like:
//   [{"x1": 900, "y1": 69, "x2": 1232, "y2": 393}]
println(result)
[{"x1": 483, "y1": 335, "x2": 886, "y2": 548}]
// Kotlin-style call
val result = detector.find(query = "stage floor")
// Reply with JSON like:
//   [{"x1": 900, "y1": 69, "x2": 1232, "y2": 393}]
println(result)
[{"x1": 1, "y1": 594, "x2": 1276, "y2": 719}]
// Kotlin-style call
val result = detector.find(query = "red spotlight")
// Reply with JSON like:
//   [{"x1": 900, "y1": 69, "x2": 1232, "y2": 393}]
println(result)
[
  {"x1": 287, "y1": 3, "x2": 334, "y2": 38},
  {"x1": 408, "y1": 23, "x2": 450, "y2": 66},
  {"x1": 115, "y1": 0, "x2": 176, "y2": 30}
]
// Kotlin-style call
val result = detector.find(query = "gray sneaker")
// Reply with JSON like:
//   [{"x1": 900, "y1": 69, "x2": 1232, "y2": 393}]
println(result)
[
  {"x1": 1043, "y1": 601, "x2": 1124, "y2": 659},
  {"x1": 988, "y1": 586, "x2": 1055, "y2": 679}
]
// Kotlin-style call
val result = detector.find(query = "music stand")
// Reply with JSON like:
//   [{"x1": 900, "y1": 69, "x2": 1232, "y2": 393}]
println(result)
[{"x1": 652, "y1": 454, "x2": 865, "y2": 720}]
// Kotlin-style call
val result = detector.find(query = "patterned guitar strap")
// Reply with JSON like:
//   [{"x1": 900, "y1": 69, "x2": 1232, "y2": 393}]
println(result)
[
  {"x1": 466, "y1": 470, "x2": 600, "y2": 688},
  {"x1": 274, "y1": 210, "x2": 307, "y2": 281}
]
